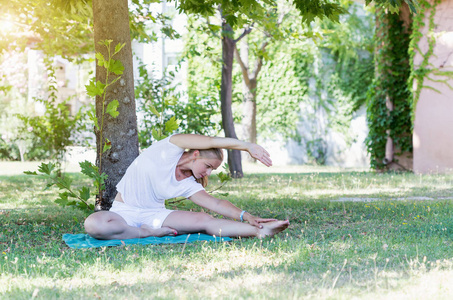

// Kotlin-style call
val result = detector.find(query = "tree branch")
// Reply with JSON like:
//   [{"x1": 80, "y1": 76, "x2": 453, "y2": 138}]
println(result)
[
  {"x1": 234, "y1": 44, "x2": 251, "y2": 87},
  {"x1": 248, "y1": 8, "x2": 288, "y2": 80},
  {"x1": 251, "y1": 40, "x2": 269, "y2": 80},
  {"x1": 234, "y1": 25, "x2": 253, "y2": 44}
]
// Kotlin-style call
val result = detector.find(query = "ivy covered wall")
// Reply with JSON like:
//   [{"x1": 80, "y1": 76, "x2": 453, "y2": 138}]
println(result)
[{"x1": 366, "y1": 5, "x2": 413, "y2": 171}]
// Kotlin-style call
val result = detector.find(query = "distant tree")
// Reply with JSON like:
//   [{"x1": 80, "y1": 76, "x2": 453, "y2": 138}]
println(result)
[
  {"x1": 233, "y1": 5, "x2": 288, "y2": 161},
  {"x1": 219, "y1": 15, "x2": 245, "y2": 177}
]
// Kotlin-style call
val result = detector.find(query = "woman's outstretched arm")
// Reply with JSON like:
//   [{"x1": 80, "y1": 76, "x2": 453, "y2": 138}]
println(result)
[
  {"x1": 189, "y1": 190, "x2": 277, "y2": 228},
  {"x1": 169, "y1": 134, "x2": 272, "y2": 167}
]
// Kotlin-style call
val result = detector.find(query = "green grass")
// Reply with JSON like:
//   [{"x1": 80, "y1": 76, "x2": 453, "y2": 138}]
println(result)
[{"x1": 1, "y1": 167, "x2": 453, "y2": 299}]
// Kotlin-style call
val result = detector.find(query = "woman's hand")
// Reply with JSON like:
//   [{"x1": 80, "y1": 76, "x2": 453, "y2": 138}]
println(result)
[
  {"x1": 247, "y1": 143, "x2": 272, "y2": 167},
  {"x1": 244, "y1": 214, "x2": 277, "y2": 229},
  {"x1": 170, "y1": 135, "x2": 273, "y2": 167}
]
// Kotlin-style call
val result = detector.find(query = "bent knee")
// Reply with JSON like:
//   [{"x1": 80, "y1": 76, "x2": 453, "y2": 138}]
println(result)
[
  {"x1": 84, "y1": 212, "x2": 111, "y2": 237},
  {"x1": 84, "y1": 214, "x2": 99, "y2": 236}
]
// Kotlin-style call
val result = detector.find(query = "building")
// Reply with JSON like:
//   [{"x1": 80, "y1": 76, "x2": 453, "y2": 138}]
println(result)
[{"x1": 413, "y1": 0, "x2": 453, "y2": 173}]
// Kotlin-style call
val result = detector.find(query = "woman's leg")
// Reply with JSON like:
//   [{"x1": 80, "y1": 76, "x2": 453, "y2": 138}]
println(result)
[
  {"x1": 84, "y1": 211, "x2": 177, "y2": 240},
  {"x1": 162, "y1": 211, "x2": 289, "y2": 238}
]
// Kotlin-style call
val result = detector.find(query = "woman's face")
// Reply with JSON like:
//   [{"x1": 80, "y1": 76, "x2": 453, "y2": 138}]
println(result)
[{"x1": 191, "y1": 154, "x2": 222, "y2": 179}]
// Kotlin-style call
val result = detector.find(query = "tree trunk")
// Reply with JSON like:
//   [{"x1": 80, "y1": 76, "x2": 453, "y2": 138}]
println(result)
[
  {"x1": 93, "y1": 0, "x2": 139, "y2": 210},
  {"x1": 240, "y1": 38, "x2": 257, "y2": 162},
  {"x1": 221, "y1": 21, "x2": 243, "y2": 178},
  {"x1": 242, "y1": 80, "x2": 257, "y2": 159},
  {"x1": 243, "y1": 83, "x2": 257, "y2": 146},
  {"x1": 373, "y1": 4, "x2": 412, "y2": 171}
]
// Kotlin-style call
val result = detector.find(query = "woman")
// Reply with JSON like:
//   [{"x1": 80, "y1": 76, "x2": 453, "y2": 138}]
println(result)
[{"x1": 84, "y1": 134, "x2": 289, "y2": 239}]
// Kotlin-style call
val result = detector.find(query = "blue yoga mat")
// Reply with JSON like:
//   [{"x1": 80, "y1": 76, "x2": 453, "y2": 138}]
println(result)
[{"x1": 63, "y1": 233, "x2": 232, "y2": 249}]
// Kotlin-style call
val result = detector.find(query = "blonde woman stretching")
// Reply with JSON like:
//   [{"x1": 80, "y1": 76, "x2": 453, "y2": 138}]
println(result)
[{"x1": 84, "y1": 134, "x2": 289, "y2": 240}]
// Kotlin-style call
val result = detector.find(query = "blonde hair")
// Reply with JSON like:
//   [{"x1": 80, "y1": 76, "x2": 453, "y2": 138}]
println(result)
[{"x1": 188, "y1": 148, "x2": 224, "y2": 188}]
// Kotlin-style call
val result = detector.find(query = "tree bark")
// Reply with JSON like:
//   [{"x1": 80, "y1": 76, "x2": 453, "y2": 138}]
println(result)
[
  {"x1": 93, "y1": 0, "x2": 139, "y2": 210},
  {"x1": 236, "y1": 38, "x2": 258, "y2": 146},
  {"x1": 242, "y1": 80, "x2": 257, "y2": 145},
  {"x1": 221, "y1": 21, "x2": 243, "y2": 178},
  {"x1": 235, "y1": 37, "x2": 257, "y2": 162}
]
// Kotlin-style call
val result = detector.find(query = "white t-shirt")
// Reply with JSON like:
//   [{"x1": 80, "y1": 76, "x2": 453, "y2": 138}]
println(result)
[{"x1": 116, "y1": 136, "x2": 204, "y2": 209}]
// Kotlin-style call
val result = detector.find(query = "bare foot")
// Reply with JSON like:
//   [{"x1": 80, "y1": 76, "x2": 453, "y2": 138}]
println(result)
[
  {"x1": 257, "y1": 220, "x2": 289, "y2": 238},
  {"x1": 140, "y1": 224, "x2": 178, "y2": 237}
]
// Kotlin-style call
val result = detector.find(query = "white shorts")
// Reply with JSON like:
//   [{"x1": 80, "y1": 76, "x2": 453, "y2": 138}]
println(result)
[{"x1": 109, "y1": 201, "x2": 174, "y2": 229}]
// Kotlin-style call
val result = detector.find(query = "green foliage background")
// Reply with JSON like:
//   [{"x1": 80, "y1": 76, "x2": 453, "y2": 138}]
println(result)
[
  {"x1": 135, "y1": 59, "x2": 222, "y2": 149},
  {"x1": 183, "y1": 2, "x2": 374, "y2": 164},
  {"x1": 0, "y1": 0, "x2": 421, "y2": 169}
]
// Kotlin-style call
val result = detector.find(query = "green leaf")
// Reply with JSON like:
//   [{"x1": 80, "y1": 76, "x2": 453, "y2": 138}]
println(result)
[
  {"x1": 114, "y1": 43, "x2": 126, "y2": 55},
  {"x1": 165, "y1": 116, "x2": 180, "y2": 133},
  {"x1": 24, "y1": 171, "x2": 38, "y2": 175},
  {"x1": 217, "y1": 192, "x2": 229, "y2": 197},
  {"x1": 67, "y1": 201, "x2": 77, "y2": 207},
  {"x1": 165, "y1": 96, "x2": 178, "y2": 106},
  {"x1": 98, "y1": 39, "x2": 112, "y2": 47},
  {"x1": 103, "y1": 138, "x2": 112, "y2": 153},
  {"x1": 223, "y1": 163, "x2": 230, "y2": 173},
  {"x1": 38, "y1": 162, "x2": 55, "y2": 175},
  {"x1": 152, "y1": 128, "x2": 159, "y2": 140},
  {"x1": 95, "y1": 52, "x2": 105, "y2": 67},
  {"x1": 409, "y1": 3, "x2": 418, "y2": 14},
  {"x1": 44, "y1": 183, "x2": 55, "y2": 190},
  {"x1": 106, "y1": 100, "x2": 120, "y2": 118},
  {"x1": 87, "y1": 110, "x2": 99, "y2": 130},
  {"x1": 149, "y1": 105, "x2": 160, "y2": 117},
  {"x1": 152, "y1": 128, "x2": 165, "y2": 141},
  {"x1": 55, "y1": 192, "x2": 70, "y2": 206},
  {"x1": 56, "y1": 176, "x2": 73, "y2": 190},
  {"x1": 78, "y1": 186, "x2": 91, "y2": 201},
  {"x1": 109, "y1": 59, "x2": 124, "y2": 75},
  {"x1": 80, "y1": 161, "x2": 99, "y2": 179},
  {"x1": 85, "y1": 79, "x2": 105, "y2": 97},
  {"x1": 217, "y1": 171, "x2": 231, "y2": 183},
  {"x1": 99, "y1": 172, "x2": 108, "y2": 189}
]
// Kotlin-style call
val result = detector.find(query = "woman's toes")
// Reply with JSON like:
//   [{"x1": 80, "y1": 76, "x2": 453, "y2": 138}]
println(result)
[
  {"x1": 160, "y1": 227, "x2": 178, "y2": 236},
  {"x1": 155, "y1": 226, "x2": 178, "y2": 237}
]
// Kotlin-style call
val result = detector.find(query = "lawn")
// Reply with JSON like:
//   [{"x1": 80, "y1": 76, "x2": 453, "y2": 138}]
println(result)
[{"x1": 1, "y1": 164, "x2": 453, "y2": 299}]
